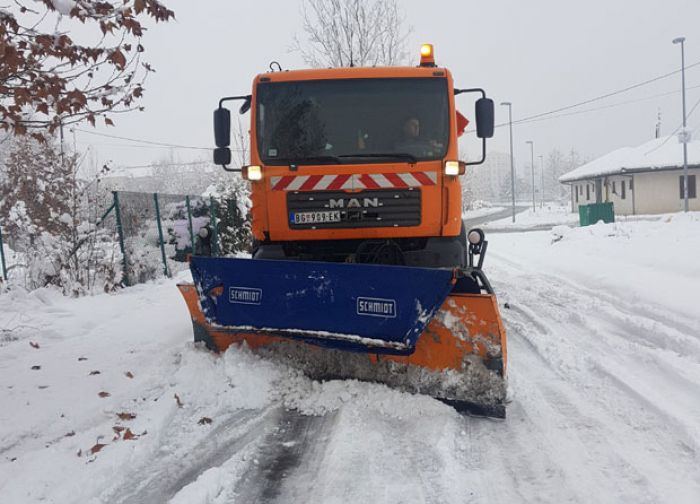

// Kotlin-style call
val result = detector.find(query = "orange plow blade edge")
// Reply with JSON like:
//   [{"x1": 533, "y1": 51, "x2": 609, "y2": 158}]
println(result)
[{"x1": 178, "y1": 284, "x2": 507, "y2": 418}]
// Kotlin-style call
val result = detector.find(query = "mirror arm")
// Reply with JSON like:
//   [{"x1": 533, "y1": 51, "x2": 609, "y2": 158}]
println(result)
[
  {"x1": 455, "y1": 87, "x2": 492, "y2": 164},
  {"x1": 454, "y1": 88, "x2": 486, "y2": 99},
  {"x1": 218, "y1": 95, "x2": 251, "y2": 109},
  {"x1": 464, "y1": 137, "x2": 487, "y2": 166},
  {"x1": 216, "y1": 95, "x2": 251, "y2": 171}
]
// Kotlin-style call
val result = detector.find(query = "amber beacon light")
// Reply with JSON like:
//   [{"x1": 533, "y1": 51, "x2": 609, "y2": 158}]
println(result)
[{"x1": 419, "y1": 44, "x2": 436, "y2": 67}]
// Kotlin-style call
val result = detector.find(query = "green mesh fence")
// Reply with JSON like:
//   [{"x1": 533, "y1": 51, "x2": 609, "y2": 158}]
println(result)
[{"x1": 112, "y1": 191, "x2": 250, "y2": 286}]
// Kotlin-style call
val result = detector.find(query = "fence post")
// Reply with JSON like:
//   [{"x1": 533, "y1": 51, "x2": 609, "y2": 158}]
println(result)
[
  {"x1": 210, "y1": 196, "x2": 219, "y2": 257},
  {"x1": 113, "y1": 191, "x2": 130, "y2": 287},
  {"x1": 153, "y1": 193, "x2": 170, "y2": 278},
  {"x1": 185, "y1": 195, "x2": 195, "y2": 254},
  {"x1": 0, "y1": 224, "x2": 8, "y2": 282}
]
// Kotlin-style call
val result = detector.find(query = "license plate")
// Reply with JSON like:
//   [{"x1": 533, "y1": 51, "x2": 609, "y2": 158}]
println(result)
[{"x1": 292, "y1": 210, "x2": 342, "y2": 224}]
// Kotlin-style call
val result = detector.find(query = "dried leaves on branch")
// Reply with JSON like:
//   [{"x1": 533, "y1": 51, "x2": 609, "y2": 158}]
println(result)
[{"x1": 0, "y1": 0, "x2": 174, "y2": 139}]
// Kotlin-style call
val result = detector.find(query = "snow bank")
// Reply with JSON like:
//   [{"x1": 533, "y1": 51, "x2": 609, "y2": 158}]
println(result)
[{"x1": 489, "y1": 211, "x2": 700, "y2": 319}]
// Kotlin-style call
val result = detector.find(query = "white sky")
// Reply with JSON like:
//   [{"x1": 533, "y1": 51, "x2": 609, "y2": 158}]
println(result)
[{"x1": 73, "y1": 0, "x2": 700, "y2": 173}]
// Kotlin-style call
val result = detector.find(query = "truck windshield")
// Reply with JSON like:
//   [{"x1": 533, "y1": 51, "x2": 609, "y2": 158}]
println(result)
[{"x1": 256, "y1": 78, "x2": 449, "y2": 165}]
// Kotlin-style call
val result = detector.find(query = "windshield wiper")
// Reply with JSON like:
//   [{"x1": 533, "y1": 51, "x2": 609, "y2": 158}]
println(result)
[
  {"x1": 271, "y1": 155, "x2": 343, "y2": 166},
  {"x1": 338, "y1": 153, "x2": 418, "y2": 163}
]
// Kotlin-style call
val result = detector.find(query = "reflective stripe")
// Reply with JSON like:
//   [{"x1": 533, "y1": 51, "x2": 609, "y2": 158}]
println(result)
[
  {"x1": 315, "y1": 174, "x2": 338, "y2": 190},
  {"x1": 371, "y1": 174, "x2": 394, "y2": 188},
  {"x1": 399, "y1": 172, "x2": 419, "y2": 186},
  {"x1": 384, "y1": 173, "x2": 409, "y2": 188},
  {"x1": 359, "y1": 174, "x2": 381, "y2": 189},
  {"x1": 286, "y1": 176, "x2": 307, "y2": 191},
  {"x1": 270, "y1": 172, "x2": 438, "y2": 191},
  {"x1": 412, "y1": 171, "x2": 437, "y2": 186},
  {"x1": 300, "y1": 175, "x2": 323, "y2": 191}
]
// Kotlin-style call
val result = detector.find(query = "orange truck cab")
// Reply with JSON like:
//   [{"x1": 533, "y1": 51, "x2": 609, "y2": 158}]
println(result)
[{"x1": 213, "y1": 45, "x2": 494, "y2": 268}]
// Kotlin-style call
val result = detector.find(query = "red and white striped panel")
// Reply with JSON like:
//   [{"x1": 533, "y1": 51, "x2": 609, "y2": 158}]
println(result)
[{"x1": 270, "y1": 172, "x2": 437, "y2": 191}]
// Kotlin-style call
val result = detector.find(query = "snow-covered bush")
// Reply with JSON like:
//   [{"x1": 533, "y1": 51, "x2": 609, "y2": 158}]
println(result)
[
  {"x1": 204, "y1": 175, "x2": 252, "y2": 256},
  {"x1": 0, "y1": 134, "x2": 122, "y2": 295}
]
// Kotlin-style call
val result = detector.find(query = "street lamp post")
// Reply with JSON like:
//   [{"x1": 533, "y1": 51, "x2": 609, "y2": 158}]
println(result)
[
  {"x1": 673, "y1": 36, "x2": 689, "y2": 212},
  {"x1": 526, "y1": 140, "x2": 535, "y2": 212},
  {"x1": 539, "y1": 154, "x2": 544, "y2": 208},
  {"x1": 500, "y1": 102, "x2": 516, "y2": 222}
]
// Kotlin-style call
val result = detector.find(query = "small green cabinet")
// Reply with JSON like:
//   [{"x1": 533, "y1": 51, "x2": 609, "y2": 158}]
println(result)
[{"x1": 579, "y1": 202, "x2": 615, "y2": 226}]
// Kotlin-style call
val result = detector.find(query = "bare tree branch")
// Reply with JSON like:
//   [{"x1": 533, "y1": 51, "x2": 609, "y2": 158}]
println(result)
[{"x1": 291, "y1": 0, "x2": 411, "y2": 68}]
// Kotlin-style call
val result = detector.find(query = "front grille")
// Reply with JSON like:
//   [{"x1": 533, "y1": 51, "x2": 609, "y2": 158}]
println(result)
[{"x1": 287, "y1": 188, "x2": 421, "y2": 229}]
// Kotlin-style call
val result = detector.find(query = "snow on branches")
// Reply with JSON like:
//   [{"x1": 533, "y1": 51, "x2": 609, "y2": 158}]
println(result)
[
  {"x1": 0, "y1": 133, "x2": 123, "y2": 294},
  {"x1": 0, "y1": 1, "x2": 174, "y2": 140}
]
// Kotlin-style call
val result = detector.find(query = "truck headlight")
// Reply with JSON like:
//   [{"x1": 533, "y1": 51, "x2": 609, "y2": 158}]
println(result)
[
  {"x1": 243, "y1": 165, "x2": 263, "y2": 181},
  {"x1": 444, "y1": 160, "x2": 465, "y2": 176}
]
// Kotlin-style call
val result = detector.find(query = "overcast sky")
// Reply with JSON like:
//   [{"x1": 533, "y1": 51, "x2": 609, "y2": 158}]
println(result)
[{"x1": 74, "y1": 0, "x2": 700, "y2": 173}]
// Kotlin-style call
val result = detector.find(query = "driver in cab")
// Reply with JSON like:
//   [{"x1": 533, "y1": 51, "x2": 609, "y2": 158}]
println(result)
[{"x1": 395, "y1": 116, "x2": 443, "y2": 157}]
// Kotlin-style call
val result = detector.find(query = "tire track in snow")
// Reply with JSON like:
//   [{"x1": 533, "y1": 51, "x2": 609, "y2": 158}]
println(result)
[
  {"x1": 491, "y1": 251, "x2": 700, "y2": 409},
  {"x1": 490, "y1": 249, "x2": 700, "y2": 349},
  {"x1": 505, "y1": 273, "x2": 700, "y2": 450},
  {"x1": 485, "y1": 262, "x2": 700, "y2": 502},
  {"x1": 379, "y1": 415, "x2": 461, "y2": 504},
  {"x1": 231, "y1": 409, "x2": 338, "y2": 503},
  {"x1": 467, "y1": 314, "x2": 682, "y2": 502},
  {"x1": 106, "y1": 406, "x2": 279, "y2": 504},
  {"x1": 460, "y1": 322, "x2": 662, "y2": 503},
  {"x1": 320, "y1": 409, "x2": 471, "y2": 504}
]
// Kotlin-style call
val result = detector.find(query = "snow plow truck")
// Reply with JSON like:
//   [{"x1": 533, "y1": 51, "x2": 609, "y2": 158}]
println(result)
[{"x1": 178, "y1": 44, "x2": 508, "y2": 417}]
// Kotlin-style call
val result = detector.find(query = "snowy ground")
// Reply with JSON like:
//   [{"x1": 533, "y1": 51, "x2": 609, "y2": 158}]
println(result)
[
  {"x1": 1, "y1": 214, "x2": 700, "y2": 503},
  {"x1": 462, "y1": 205, "x2": 504, "y2": 220},
  {"x1": 484, "y1": 202, "x2": 579, "y2": 231}
]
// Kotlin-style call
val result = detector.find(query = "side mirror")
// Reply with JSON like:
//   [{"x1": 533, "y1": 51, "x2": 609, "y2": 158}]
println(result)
[
  {"x1": 213, "y1": 147, "x2": 231, "y2": 166},
  {"x1": 214, "y1": 107, "x2": 231, "y2": 148},
  {"x1": 475, "y1": 98, "x2": 494, "y2": 139}
]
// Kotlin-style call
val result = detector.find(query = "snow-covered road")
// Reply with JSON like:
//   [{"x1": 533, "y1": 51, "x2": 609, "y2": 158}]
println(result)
[
  {"x1": 1, "y1": 214, "x2": 699, "y2": 503},
  {"x1": 484, "y1": 254, "x2": 700, "y2": 503}
]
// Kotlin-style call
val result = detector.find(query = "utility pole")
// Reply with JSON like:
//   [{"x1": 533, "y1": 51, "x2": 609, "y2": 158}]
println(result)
[
  {"x1": 539, "y1": 154, "x2": 545, "y2": 208},
  {"x1": 526, "y1": 140, "x2": 535, "y2": 212},
  {"x1": 500, "y1": 102, "x2": 516, "y2": 222},
  {"x1": 673, "y1": 36, "x2": 689, "y2": 212}
]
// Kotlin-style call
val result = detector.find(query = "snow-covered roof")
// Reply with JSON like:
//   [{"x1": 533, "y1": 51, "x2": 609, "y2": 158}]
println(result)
[{"x1": 560, "y1": 135, "x2": 700, "y2": 183}]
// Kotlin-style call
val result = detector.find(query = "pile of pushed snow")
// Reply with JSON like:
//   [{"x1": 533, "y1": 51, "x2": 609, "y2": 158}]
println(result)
[
  {"x1": 549, "y1": 211, "x2": 698, "y2": 246},
  {"x1": 489, "y1": 211, "x2": 700, "y2": 319},
  {"x1": 279, "y1": 376, "x2": 451, "y2": 419}
]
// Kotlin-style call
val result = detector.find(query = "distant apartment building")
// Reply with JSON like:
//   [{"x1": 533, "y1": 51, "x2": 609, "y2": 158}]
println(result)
[
  {"x1": 463, "y1": 151, "x2": 512, "y2": 204},
  {"x1": 559, "y1": 136, "x2": 699, "y2": 215}
]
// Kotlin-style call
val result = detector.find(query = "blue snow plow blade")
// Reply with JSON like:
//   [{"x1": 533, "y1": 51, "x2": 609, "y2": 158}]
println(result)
[{"x1": 190, "y1": 257, "x2": 455, "y2": 354}]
